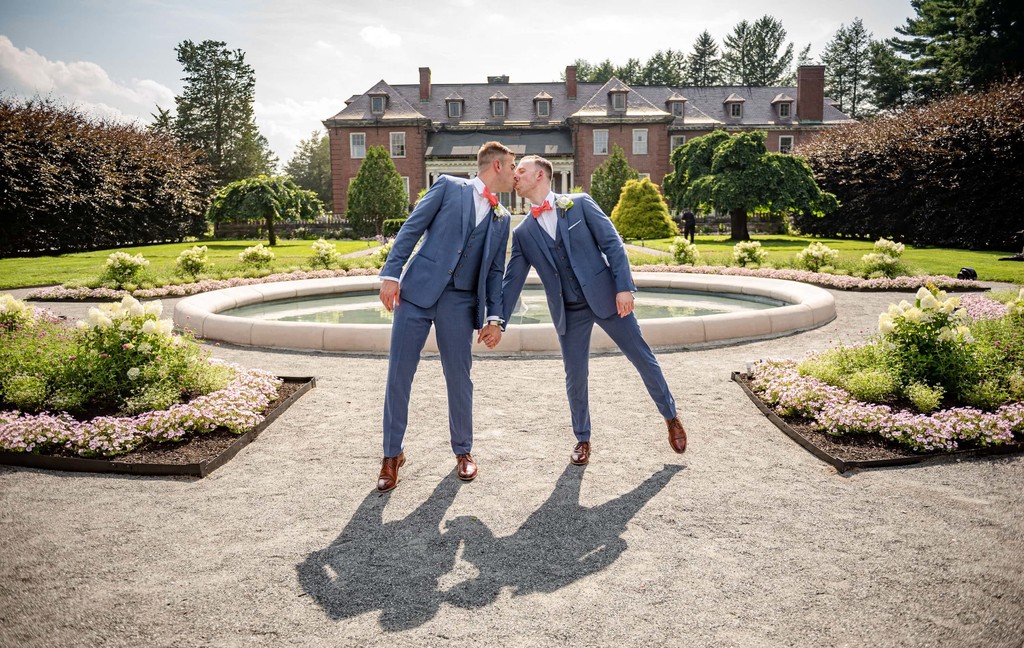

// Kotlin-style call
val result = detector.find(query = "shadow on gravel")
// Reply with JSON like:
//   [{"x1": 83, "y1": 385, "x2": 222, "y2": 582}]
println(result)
[{"x1": 296, "y1": 464, "x2": 683, "y2": 631}]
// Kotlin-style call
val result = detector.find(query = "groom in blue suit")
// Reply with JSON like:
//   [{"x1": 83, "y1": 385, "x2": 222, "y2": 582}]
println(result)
[
  {"x1": 501, "y1": 155, "x2": 686, "y2": 465},
  {"x1": 376, "y1": 141, "x2": 514, "y2": 491}
]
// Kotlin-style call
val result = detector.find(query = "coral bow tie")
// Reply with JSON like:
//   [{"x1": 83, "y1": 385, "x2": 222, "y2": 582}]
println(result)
[
  {"x1": 481, "y1": 187, "x2": 499, "y2": 207},
  {"x1": 531, "y1": 200, "x2": 551, "y2": 218}
]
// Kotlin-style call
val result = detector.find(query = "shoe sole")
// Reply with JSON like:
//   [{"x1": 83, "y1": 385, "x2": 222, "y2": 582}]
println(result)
[{"x1": 457, "y1": 472, "x2": 477, "y2": 482}]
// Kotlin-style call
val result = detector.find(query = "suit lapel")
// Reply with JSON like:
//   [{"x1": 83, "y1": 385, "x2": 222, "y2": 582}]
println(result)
[
  {"x1": 556, "y1": 197, "x2": 573, "y2": 256},
  {"x1": 461, "y1": 182, "x2": 475, "y2": 242}
]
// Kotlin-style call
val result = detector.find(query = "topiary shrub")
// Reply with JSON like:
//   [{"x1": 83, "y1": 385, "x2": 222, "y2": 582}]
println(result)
[{"x1": 610, "y1": 178, "x2": 679, "y2": 240}]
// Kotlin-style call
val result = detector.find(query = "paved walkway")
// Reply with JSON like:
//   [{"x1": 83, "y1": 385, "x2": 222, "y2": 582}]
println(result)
[{"x1": 1, "y1": 282, "x2": 1022, "y2": 647}]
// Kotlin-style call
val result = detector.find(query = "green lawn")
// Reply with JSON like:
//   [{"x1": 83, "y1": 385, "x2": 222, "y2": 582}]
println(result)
[
  {"x1": 0, "y1": 239, "x2": 379, "y2": 289},
  {"x1": 625, "y1": 235, "x2": 1024, "y2": 284}
]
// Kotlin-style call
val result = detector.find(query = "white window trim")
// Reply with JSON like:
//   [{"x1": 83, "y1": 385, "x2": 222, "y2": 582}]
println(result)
[
  {"x1": 779, "y1": 102, "x2": 791, "y2": 118},
  {"x1": 401, "y1": 176, "x2": 410, "y2": 199},
  {"x1": 350, "y1": 132, "x2": 366, "y2": 159},
  {"x1": 370, "y1": 96, "x2": 385, "y2": 114},
  {"x1": 639, "y1": 172, "x2": 651, "y2": 180},
  {"x1": 492, "y1": 101, "x2": 506, "y2": 118},
  {"x1": 537, "y1": 100, "x2": 550, "y2": 117},
  {"x1": 611, "y1": 93, "x2": 626, "y2": 111},
  {"x1": 779, "y1": 135, "x2": 794, "y2": 154},
  {"x1": 448, "y1": 101, "x2": 461, "y2": 118},
  {"x1": 729, "y1": 103, "x2": 743, "y2": 118},
  {"x1": 671, "y1": 102, "x2": 683, "y2": 116},
  {"x1": 632, "y1": 128, "x2": 648, "y2": 155},
  {"x1": 390, "y1": 132, "x2": 406, "y2": 158},
  {"x1": 593, "y1": 129, "x2": 609, "y2": 155}
]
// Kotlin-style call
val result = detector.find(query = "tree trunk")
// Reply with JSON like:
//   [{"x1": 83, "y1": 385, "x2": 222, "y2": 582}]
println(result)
[
  {"x1": 729, "y1": 208, "x2": 750, "y2": 241},
  {"x1": 266, "y1": 216, "x2": 277, "y2": 247}
]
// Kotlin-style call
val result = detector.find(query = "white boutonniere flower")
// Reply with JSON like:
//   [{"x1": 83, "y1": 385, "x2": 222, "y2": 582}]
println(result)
[
  {"x1": 555, "y1": 196, "x2": 574, "y2": 211},
  {"x1": 492, "y1": 203, "x2": 509, "y2": 221}
]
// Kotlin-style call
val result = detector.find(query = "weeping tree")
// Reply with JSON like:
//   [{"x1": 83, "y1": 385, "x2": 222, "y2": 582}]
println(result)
[
  {"x1": 663, "y1": 131, "x2": 837, "y2": 241},
  {"x1": 206, "y1": 174, "x2": 324, "y2": 246}
]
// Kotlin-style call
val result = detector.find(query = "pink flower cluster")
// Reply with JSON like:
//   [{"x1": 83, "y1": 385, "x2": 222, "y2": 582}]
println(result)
[
  {"x1": 26, "y1": 268, "x2": 380, "y2": 301},
  {"x1": 632, "y1": 264, "x2": 986, "y2": 292},
  {"x1": 751, "y1": 359, "x2": 1020, "y2": 452},
  {"x1": 958, "y1": 293, "x2": 1010, "y2": 320},
  {"x1": 0, "y1": 364, "x2": 282, "y2": 458}
]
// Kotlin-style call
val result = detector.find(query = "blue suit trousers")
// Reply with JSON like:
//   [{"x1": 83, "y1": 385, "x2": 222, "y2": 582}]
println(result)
[
  {"x1": 559, "y1": 303, "x2": 677, "y2": 442},
  {"x1": 383, "y1": 286, "x2": 476, "y2": 457}
]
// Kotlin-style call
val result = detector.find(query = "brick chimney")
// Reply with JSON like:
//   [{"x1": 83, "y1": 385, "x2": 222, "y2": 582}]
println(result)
[
  {"x1": 565, "y1": 65, "x2": 577, "y2": 100},
  {"x1": 796, "y1": 65, "x2": 824, "y2": 122},
  {"x1": 419, "y1": 67, "x2": 431, "y2": 101}
]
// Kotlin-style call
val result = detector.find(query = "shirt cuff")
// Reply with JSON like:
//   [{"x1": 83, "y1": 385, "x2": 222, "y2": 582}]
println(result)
[{"x1": 379, "y1": 275, "x2": 400, "y2": 283}]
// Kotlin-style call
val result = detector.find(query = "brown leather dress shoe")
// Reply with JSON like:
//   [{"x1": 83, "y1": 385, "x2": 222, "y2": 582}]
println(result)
[
  {"x1": 377, "y1": 452, "x2": 406, "y2": 492},
  {"x1": 456, "y1": 453, "x2": 477, "y2": 481},
  {"x1": 667, "y1": 416, "x2": 687, "y2": 454},
  {"x1": 570, "y1": 441, "x2": 591, "y2": 465}
]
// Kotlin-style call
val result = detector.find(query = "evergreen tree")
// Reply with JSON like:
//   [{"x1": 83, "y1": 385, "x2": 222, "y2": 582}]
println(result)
[
  {"x1": 172, "y1": 39, "x2": 275, "y2": 185},
  {"x1": 148, "y1": 106, "x2": 174, "y2": 136},
  {"x1": 346, "y1": 146, "x2": 408, "y2": 237},
  {"x1": 206, "y1": 175, "x2": 323, "y2": 246},
  {"x1": 822, "y1": 18, "x2": 874, "y2": 117},
  {"x1": 640, "y1": 49, "x2": 687, "y2": 86},
  {"x1": 723, "y1": 15, "x2": 794, "y2": 86},
  {"x1": 687, "y1": 31, "x2": 723, "y2": 86},
  {"x1": 866, "y1": 40, "x2": 915, "y2": 112},
  {"x1": 284, "y1": 130, "x2": 332, "y2": 208},
  {"x1": 663, "y1": 131, "x2": 837, "y2": 241},
  {"x1": 610, "y1": 178, "x2": 679, "y2": 240},
  {"x1": 590, "y1": 144, "x2": 640, "y2": 216},
  {"x1": 893, "y1": 0, "x2": 1024, "y2": 99},
  {"x1": 615, "y1": 58, "x2": 644, "y2": 85}
]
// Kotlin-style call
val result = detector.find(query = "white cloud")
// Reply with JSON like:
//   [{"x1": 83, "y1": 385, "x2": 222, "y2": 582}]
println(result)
[
  {"x1": 0, "y1": 35, "x2": 175, "y2": 115},
  {"x1": 254, "y1": 96, "x2": 344, "y2": 164},
  {"x1": 359, "y1": 25, "x2": 401, "y2": 49}
]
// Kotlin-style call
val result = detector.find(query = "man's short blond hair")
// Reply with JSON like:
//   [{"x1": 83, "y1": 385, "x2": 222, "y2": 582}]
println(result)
[
  {"x1": 519, "y1": 154, "x2": 553, "y2": 179},
  {"x1": 477, "y1": 141, "x2": 514, "y2": 170}
]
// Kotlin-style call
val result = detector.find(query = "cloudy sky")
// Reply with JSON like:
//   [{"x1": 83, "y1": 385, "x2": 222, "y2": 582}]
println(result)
[{"x1": 0, "y1": 0, "x2": 914, "y2": 165}]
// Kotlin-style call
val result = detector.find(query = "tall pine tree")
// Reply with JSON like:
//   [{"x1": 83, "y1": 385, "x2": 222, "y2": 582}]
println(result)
[{"x1": 687, "y1": 31, "x2": 723, "y2": 86}]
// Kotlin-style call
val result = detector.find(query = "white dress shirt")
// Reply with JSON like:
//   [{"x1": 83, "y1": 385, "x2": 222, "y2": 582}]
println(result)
[{"x1": 531, "y1": 190, "x2": 559, "y2": 240}]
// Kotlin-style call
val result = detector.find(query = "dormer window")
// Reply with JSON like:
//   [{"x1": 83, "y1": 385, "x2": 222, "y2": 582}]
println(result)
[
  {"x1": 490, "y1": 92, "x2": 509, "y2": 118},
  {"x1": 611, "y1": 92, "x2": 626, "y2": 111},
  {"x1": 369, "y1": 93, "x2": 387, "y2": 115},
  {"x1": 445, "y1": 93, "x2": 465, "y2": 119},
  {"x1": 724, "y1": 93, "x2": 746, "y2": 119},
  {"x1": 533, "y1": 91, "x2": 553, "y2": 118},
  {"x1": 666, "y1": 93, "x2": 687, "y2": 118},
  {"x1": 771, "y1": 93, "x2": 795, "y2": 120}
]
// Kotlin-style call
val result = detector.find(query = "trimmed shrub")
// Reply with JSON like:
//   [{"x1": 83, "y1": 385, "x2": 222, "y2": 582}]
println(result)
[
  {"x1": 610, "y1": 178, "x2": 679, "y2": 240},
  {"x1": 382, "y1": 218, "x2": 407, "y2": 237},
  {"x1": 670, "y1": 238, "x2": 700, "y2": 265},
  {"x1": 733, "y1": 240, "x2": 767, "y2": 266}
]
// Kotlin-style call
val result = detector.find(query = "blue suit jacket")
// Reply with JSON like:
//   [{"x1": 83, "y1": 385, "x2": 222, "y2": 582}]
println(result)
[
  {"x1": 501, "y1": 193, "x2": 635, "y2": 335},
  {"x1": 380, "y1": 175, "x2": 511, "y2": 330}
]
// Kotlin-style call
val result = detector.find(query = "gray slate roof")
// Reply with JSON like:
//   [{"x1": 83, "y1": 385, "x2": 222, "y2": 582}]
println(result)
[
  {"x1": 425, "y1": 130, "x2": 573, "y2": 158},
  {"x1": 324, "y1": 78, "x2": 853, "y2": 128}
]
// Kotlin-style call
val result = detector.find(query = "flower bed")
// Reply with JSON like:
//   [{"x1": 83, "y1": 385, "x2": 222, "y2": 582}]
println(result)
[
  {"x1": 745, "y1": 289, "x2": 1024, "y2": 466},
  {"x1": 631, "y1": 264, "x2": 987, "y2": 292}
]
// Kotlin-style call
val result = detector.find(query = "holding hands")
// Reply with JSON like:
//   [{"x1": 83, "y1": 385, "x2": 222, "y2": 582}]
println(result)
[{"x1": 477, "y1": 323, "x2": 502, "y2": 349}]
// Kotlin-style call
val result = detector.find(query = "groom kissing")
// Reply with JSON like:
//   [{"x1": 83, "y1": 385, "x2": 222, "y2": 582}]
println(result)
[{"x1": 501, "y1": 155, "x2": 687, "y2": 465}]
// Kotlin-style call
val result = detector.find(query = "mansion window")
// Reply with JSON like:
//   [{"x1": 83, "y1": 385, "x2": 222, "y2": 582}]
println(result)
[
  {"x1": 729, "y1": 103, "x2": 743, "y2": 118},
  {"x1": 350, "y1": 133, "x2": 366, "y2": 159},
  {"x1": 593, "y1": 129, "x2": 609, "y2": 155},
  {"x1": 611, "y1": 93, "x2": 626, "y2": 111},
  {"x1": 671, "y1": 102, "x2": 684, "y2": 116},
  {"x1": 537, "y1": 100, "x2": 551, "y2": 117},
  {"x1": 370, "y1": 96, "x2": 386, "y2": 115},
  {"x1": 779, "y1": 102, "x2": 791, "y2": 118},
  {"x1": 492, "y1": 101, "x2": 506, "y2": 118},
  {"x1": 670, "y1": 135, "x2": 686, "y2": 157},
  {"x1": 401, "y1": 176, "x2": 410, "y2": 200},
  {"x1": 390, "y1": 132, "x2": 406, "y2": 158},
  {"x1": 779, "y1": 136, "x2": 794, "y2": 154},
  {"x1": 447, "y1": 101, "x2": 462, "y2": 118},
  {"x1": 632, "y1": 129, "x2": 648, "y2": 155}
]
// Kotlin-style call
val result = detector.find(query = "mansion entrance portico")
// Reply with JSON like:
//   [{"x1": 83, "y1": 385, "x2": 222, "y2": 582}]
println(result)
[{"x1": 424, "y1": 130, "x2": 574, "y2": 213}]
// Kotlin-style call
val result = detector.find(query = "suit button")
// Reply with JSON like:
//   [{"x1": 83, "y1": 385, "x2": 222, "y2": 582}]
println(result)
[
  {"x1": 457, "y1": 249, "x2": 462, "y2": 254},
  {"x1": 448, "y1": 269, "x2": 454, "y2": 275}
]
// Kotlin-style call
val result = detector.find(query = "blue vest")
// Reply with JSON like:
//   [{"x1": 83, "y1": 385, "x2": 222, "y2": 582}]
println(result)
[
  {"x1": 451, "y1": 214, "x2": 491, "y2": 291},
  {"x1": 544, "y1": 227, "x2": 584, "y2": 304}
]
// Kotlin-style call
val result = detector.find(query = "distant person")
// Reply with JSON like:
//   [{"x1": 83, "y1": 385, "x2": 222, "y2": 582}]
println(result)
[
  {"x1": 501, "y1": 155, "x2": 687, "y2": 467},
  {"x1": 682, "y1": 209, "x2": 696, "y2": 243}
]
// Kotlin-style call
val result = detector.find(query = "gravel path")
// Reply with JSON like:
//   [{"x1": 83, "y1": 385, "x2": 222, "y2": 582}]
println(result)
[{"x1": 1, "y1": 283, "x2": 1022, "y2": 647}]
